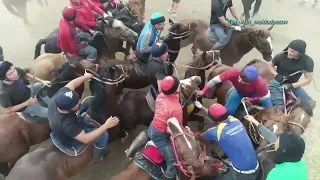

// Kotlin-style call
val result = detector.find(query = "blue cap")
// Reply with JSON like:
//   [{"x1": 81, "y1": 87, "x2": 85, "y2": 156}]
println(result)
[
  {"x1": 150, "y1": 12, "x2": 165, "y2": 25},
  {"x1": 152, "y1": 42, "x2": 168, "y2": 58},
  {"x1": 55, "y1": 90, "x2": 80, "y2": 111},
  {"x1": 243, "y1": 65, "x2": 259, "y2": 81}
]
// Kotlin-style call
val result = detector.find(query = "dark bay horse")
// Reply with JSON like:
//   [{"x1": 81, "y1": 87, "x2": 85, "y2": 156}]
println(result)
[
  {"x1": 89, "y1": 75, "x2": 205, "y2": 143},
  {"x1": 241, "y1": 0, "x2": 262, "y2": 20},
  {"x1": 111, "y1": 117, "x2": 224, "y2": 180},
  {"x1": 165, "y1": 19, "x2": 274, "y2": 66},
  {"x1": 5, "y1": 64, "x2": 126, "y2": 180},
  {"x1": 33, "y1": 17, "x2": 138, "y2": 60}
]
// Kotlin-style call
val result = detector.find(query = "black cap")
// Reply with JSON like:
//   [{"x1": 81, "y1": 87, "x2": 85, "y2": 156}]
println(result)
[{"x1": 284, "y1": 39, "x2": 307, "y2": 55}]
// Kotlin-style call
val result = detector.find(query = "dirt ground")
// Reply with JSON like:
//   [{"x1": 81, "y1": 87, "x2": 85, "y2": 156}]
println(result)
[{"x1": 0, "y1": 0, "x2": 319, "y2": 179}]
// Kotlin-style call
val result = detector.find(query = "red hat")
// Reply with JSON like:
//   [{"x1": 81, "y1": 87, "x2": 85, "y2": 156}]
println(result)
[
  {"x1": 208, "y1": 104, "x2": 229, "y2": 122},
  {"x1": 62, "y1": 6, "x2": 76, "y2": 21},
  {"x1": 161, "y1": 76, "x2": 180, "y2": 95}
]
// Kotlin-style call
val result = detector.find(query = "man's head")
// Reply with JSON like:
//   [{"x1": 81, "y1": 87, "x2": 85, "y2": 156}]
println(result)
[
  {"x1": 152, "y1": 42, "x2": 169, "y2": 60},
  {"x1": 284, "y1": 39, "x2": 307, "y2": 59},
  {"x1": 161, "y1": 76, "x2": 180, "y2": 95},
  {"x1": 0, "y1": 61, "x2": 19, "y2": 81},
  {"x1": 239, "y1": 65, "x2": 259, "y2": 84},
  {"x1": 208, "y1": 104, "x2": 229, "y2": 123},
  {"x1": 62, "y1": 6, "x2": 77, "y2": 22},
  {"x1": 150, "y1": 12, "x2": 165, "y2": 30},
  {"x1": 274, "y1": 132, "x2": 305, "y2": 164},
  {"x1": 55, "y1": 90, "x2": 80, "y2": 112}
]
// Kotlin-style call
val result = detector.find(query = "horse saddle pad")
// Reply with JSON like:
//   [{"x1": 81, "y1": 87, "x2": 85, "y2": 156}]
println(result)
[
  {"x1": 146, "y1": 88, "x2": 157, "y2": 112},
  {"x1": 206, "y1": 28, "x2": 217, "y2": 44},
  {"x1": 133, "y1": 144, "x2": 166, "y2": 180},
  {"x1": 50, "y1": 132, "x2": 89, "y2": 157},
  {"x1": 133, "y1": 57, "x2": 148, "y2": 77},
  {"x1": 17, "y1": 112, "x2": 47, "y2": 124}
]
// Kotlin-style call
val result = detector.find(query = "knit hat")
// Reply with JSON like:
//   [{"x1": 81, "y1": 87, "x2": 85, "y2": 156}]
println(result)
[
  {"x1": 161, "y1": 76, "x2": 180, "y2": 95},
  {"x1": 208, "y1": 104, "x2": 229, "y2": 122},
  {"x1": 152, "y1": 42, "x2": 168, "y2": 58},
  {"x1": 62, "y1": 6, "x2": 77, "y2": 21},
  {"x1": 55, "y1": 90, "x2": 80, "y2": 111},
  {"x1": 243, "y1": 65, "x2": 259, "y2": 81},
  {"x1": 274, "y1": 132, "x2": 305, "y2": 164},
  {"x1": 0, "y1": 61, "x2": 13, "y2": 80},
  {"x1": 150, "y1": 12, "x2": 165, "y2": 25},
  {"x1": 283, "y1": 39, "x2": 307, "y2": 55}
]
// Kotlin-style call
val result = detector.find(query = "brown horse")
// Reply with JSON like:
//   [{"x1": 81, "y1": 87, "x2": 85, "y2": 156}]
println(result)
[
  {"x1": 5, "y1": 64, "x2": 126, "y2": 180},
  {"x1": 165, "y1": 19, "x2": 274, "y2": 66},
  {"x1": 89, "y1": 75, "x2": 205, "y2": 143},
  {"x1": 111, "y1": 117, "x2": 223, "y2": 180},
  {"x1": 126, "y1": 0, "x2": 146, "y2": 24}
]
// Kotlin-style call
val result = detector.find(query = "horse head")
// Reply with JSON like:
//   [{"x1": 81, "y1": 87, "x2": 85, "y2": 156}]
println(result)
[
  {"x1": 179, "y1": 76, "x2": 201, "y2": 103},
  {"x1": 241, "y1": 26, "x2": 274, "y2": 61},
  {"x1": 167, "y1": 117, "x2": 221, "y2": 177},
  {"x1": 102, "y1": 16, "x2": 138, "y2": 44},
  {"x1": 127, "y1": 0, "x2": 144, "y2": 24},
  {"x1": 167, "y1": 19, "x2": 197, "y2": 40},
  {"x1": 116, "y1": 15, "x2": 144, "y2": 35},
  {"x1": 286, "y1": 99, "x2": 311, "y2": 135}
]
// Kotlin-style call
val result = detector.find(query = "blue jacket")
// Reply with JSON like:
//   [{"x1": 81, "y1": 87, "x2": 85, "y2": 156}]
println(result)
[{"x1": 136, "y1": 21, "x2": 158, "y2": 54}]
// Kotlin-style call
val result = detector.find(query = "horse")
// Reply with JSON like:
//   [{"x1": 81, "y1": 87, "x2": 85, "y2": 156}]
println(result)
[
  {"x1": 241, "y1": 0, "x2": 262, "y2": 20},
  {"x1": 126, "y1": 0, "x2": 146, "y2": 24},
  {"x1": 111, "y1": 118, "x2": 224, "y2": 180},
  {"x1": 2, "y1": 0, "x2": 29, "y2": 25},
  {"x1": 33, "y1": 16, "x2": 138, "y2": 60},
  {"x1": 89, "y1": 75, "x2": 205, "y2": 143},
  {"x1": 165, "y1": 19, "x2": 274, "y2": 66},
  {"x1": 5, "y1": 64, "x2": 126, "y2": 180}
]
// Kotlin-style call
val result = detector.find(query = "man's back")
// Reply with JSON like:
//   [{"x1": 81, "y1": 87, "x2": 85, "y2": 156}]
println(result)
[{"x1": 210, "y1": 0, "x2": 233, "y2": 24}]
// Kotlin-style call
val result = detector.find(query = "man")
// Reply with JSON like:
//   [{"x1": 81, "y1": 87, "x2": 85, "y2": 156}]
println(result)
[
  {"x1": 136, "y1": 12, "x2": 165, "y2": 63},
  {"x1": 147, "y1": 42, "x2": 170, "y2": 94},
  {"x1": 197, "y1": 65, "x2": 272, "y2": 115},
  {"x1": 92, "y1": 0, "x2": 123, "y2": 12},
  {"x1": 0, "y1": 61, "x2": 51, "y2": 118},
  {"x1": 209, "y1": 0, "x2": 241, "y2": 50},
  {"x1": 47, "y1": 72, "x2": 119, "y2": 162},
  {"x1": 147, "y1": 76, "x2": 183, "y2": 179},
  {"x1": 194, "y1": 102, "x2": 260, "y2": 180},
  {"x1": 267, "y1": 39, "x2": 316, "y2": 111},
  {"x1": 70, "y1": 0, "x2": 108, "y2": 34},
  {"x1": 0, "y1": 46, "x2": 3, "y2": 61},
  {"x1": 244, "y1": 115, "x2": 308, "y2": 180},
  {"x1": 57, "y1": 7, "x2": 99, "y2": 70}
]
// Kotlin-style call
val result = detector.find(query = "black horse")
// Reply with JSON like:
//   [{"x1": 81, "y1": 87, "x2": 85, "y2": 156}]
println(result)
[{"x1": 241, "y1": 0, "x2": 262, "y2": 20}]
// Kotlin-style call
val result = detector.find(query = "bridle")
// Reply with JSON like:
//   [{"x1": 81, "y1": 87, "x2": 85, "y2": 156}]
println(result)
[
  {"x1": 85, "y1": 65, "x2": 128, "y2": 85},
  {"x1": 101, "y1": 19, "x2": 136, "y2": 43},
  {"x1": 244, "y1": 30, "x2": 273, "y2": 53},
  {"x1": 169, "y1": 21, "x2": 194, "y2": 40}
]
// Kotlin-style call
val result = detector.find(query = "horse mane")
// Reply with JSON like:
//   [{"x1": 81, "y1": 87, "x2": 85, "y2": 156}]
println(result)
[
  {"x1": 242, "y1": 25, "x2": 270, "y2": 37},
  {"x1": 255, "y1": 107, "x2": 287, "y2": 123}
]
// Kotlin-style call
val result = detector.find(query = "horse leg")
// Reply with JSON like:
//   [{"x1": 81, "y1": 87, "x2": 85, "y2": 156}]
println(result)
[{"x1": 244, "y1": 11, "x2": 250, "y2": 20}]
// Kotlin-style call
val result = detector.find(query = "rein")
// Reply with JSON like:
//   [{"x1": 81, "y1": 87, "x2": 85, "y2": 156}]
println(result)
[
  {"x1": 169, "y1": 21, "x2": 194, "y2": 40},
  {"x1": 170, "y1": 130, "x2": 207, "y2": 178},
  {"x1": 85, "y1": 65, "x2": 127, "y2": 85}
]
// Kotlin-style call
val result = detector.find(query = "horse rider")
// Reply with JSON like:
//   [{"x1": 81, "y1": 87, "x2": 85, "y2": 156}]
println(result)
[
  {"x1": 245, "y1": 115, "x2": 307, "y2": 180},
  {"x1": 196, "y1": 65, "x2": 273, "y2": 116},
  {"x1": 147, "y1": 42, "x2": 170, "y2": 95},
  {"x1": 147, "y1": 75, "x2": 184, "y2": 180},
  {"x1": 209, "y1": 0, "x2": 241, "y2": 50},
  {"x1": 267, "y1": 39, "x2": 316, "y2": 112},
  {"x1": 136, "y1": 12, "x2": 165, "y2": 64},
  {"x1": 70, "y1": 0, "x2": 109, "y2": 35},
  {"x1": 0, "y1": 61, "x2": 51, "y2": 118},
  {"x1": 47, "y1": 72, "x2": 119, "y2": 162},
  {"x1": 194, "y1": 102, "x2": 260, "y2": 180},
  {"x1": 92, "y1": 0, "x2": 124, "y2": 12},
  {"x1": 0, "y1": 46, "x2": 3, "y2": 61},
  {"x1": 58, "y1": 7, "x2": 99, "y2": 70}
]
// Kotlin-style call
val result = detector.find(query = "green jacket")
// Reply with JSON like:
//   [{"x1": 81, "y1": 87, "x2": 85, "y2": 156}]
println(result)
[{"x1": 266, "y1": 159, "x2": 308, "y2": 180}]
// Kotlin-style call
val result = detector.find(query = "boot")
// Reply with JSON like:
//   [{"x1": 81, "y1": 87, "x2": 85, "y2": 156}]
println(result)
[
  {"x1": 92, "y1": 146, "x2": 109, "y2": 162},
  {"x1": 125, "y1": 130, "x2": 149, "y2": 158}
]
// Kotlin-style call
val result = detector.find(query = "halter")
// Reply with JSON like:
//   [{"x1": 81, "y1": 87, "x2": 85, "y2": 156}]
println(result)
[
  {"x1": 170, "y1": 130, "x2": 207, "y2": 178},
  {"x1": 244, "y1": 31, "x2": 273, "y2": 53},
  {"x1": 169, "y1": 21, "x2": 194, "y2": 40},
  {"x1": 85, "y1": 65, "x2": 127, "y2": 85},
  {"x1": 173, "y1": 50, "x2": 218, "y2": 70}
]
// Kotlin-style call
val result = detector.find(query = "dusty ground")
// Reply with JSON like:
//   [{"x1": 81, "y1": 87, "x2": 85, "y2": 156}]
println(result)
[{"x1": 0, "y1": 0, "x2": 319, "y2": 179}]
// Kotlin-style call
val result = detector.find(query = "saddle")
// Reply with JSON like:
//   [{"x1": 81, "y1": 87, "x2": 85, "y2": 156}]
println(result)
[
  {"x1": 146, "y1": 88, "x2": 158, "y2": 112},
  {"x1": 133, "y1": 141, "x2": 166, "y2": 180}
]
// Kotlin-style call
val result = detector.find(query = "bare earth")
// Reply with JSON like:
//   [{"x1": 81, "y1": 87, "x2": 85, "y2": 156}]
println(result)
[{"x1": 0, "y1": 0, "x2": 319, "y2": 179}]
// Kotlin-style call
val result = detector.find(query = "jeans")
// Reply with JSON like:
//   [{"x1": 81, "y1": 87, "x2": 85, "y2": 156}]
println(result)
[
  {"x1": 269, "y1": 80, "x2": 313, "y2": 111},
  {"x1": 23, "y1": 82, "x2": 49, "y2": 118},
  {"x1": 209, "y1": 23, "x2": 233, "y2": 48},
  {"x1": 216, "y1": 166, "x2": 260, "y2": 180},
  {"x1": 77, "y1": 32, "x2": 97, "y2": 61},
  {"x1": 225, "y1": 88, "x2": 273, "y2": 115},
  {"x1": 147, "y1": 124, "x2": 177, "y2": 179}
]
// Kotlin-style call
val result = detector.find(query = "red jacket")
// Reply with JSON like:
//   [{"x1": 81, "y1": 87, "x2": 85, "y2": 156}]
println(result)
[
  {"x1": 70, "y1": 0, "x2": 105, "y2": 32},
  {"x1": 57, "y1": 18, "x2": 87, "y2": 56}
]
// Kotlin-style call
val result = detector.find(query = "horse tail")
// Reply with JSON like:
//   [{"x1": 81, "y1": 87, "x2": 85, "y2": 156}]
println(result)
[
  {"x1": 34, "y1": 39, "x2": 46, "y2": 60},
  {"x1": 253, "y1": 0, "x2": 262, "y2": 17}
]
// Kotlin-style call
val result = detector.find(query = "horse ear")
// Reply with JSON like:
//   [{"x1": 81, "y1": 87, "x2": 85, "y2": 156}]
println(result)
[{"x1": 169, "y1": 18, "x2": 175, "y2": 25}]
